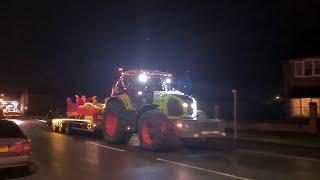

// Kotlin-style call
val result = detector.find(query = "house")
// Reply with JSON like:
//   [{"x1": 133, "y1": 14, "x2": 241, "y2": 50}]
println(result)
[{"x1": 283, "y1": 57, "x2": 320, "y2": 117}]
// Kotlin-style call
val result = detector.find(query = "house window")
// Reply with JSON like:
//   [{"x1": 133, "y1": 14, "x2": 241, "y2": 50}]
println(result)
[
  {"x1": 315, "y1": 60, "x2": 320, "y2": 75},
  {"x1": 304, "y1": 61, "x2": 313, "y2": 76},
  {"x1": 311, "y1": 98, "x2": 320, "y2": 116},
  {"x1": 291, "y1": 98, "x2": 301, "y2": 117},
  {"x1": 295, "y1": 59, "x2": 320, "y2": 77},
  {"x1": 291, "y1": 98, "x2": 320, "y2": 117}
]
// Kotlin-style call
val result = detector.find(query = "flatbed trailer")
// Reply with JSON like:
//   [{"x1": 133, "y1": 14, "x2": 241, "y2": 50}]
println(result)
[
  {"x1": 52, "y1": 114, "x2": 103, "y2": 134},
  {"x1": 51, "y1": 99, "x2": 105, "y2": 135}
]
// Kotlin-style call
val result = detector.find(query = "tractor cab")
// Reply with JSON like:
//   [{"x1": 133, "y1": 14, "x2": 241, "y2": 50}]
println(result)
[{"x1": 112, "y1": 69, "x2": 178, "y2": 104}]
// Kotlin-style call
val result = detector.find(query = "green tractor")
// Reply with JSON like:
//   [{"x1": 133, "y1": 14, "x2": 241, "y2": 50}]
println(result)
[{"x1": 102, "y1": 69, "x2": 225, "y2": 151}]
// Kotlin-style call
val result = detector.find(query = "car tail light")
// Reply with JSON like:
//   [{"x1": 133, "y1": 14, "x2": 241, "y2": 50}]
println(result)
[
  {"x1": 9, "y1": 143, "x2": 31, "y2": 154},
  {"x1": 23, "y1": 143, "x2": 31, "y2": 152}
]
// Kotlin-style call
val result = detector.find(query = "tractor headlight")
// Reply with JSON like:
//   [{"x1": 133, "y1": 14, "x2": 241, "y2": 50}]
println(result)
[
  {"x1": 182, "y1": 103, "x2": 188, "y2": 108},
  {"x1": 138, "y1": 74, "x2": 148, "y2": 83}
]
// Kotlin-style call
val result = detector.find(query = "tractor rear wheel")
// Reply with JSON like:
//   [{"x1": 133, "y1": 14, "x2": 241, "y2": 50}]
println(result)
[
  {"x1": 102, "y1": 101, "x2": 130, "y2": 144},
  {"x1": 139, "y1": 110, "x2": 180, "y2": 152}
]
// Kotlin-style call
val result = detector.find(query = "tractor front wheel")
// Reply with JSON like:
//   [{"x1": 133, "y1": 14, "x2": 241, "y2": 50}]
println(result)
[
  {"x1": 102, "y1": 101, "x2": 130, "y2": 144},
  {"x1": 139, "y1": 111, "x2": 180, "y2": 152}
]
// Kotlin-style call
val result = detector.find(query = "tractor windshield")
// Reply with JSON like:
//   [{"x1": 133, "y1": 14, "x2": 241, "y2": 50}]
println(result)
[{"x1": 143, "y1": 77, "x2": 179, "y2": 92}]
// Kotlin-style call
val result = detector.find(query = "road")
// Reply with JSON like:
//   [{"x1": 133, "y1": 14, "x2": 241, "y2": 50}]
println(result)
[{"x1": 1, "y1": 118, "x2": 319, "y2": 180}]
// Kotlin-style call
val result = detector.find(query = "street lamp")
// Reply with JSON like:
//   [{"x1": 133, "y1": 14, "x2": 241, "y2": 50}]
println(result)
[{"x1": 232, "y1": 89, "x2": 237, "y2": 139}]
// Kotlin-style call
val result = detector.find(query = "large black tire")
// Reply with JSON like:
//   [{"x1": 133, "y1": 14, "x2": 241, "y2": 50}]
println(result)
[
  {"x1": 64, "y1": 122, "x2": 72, "y2": 135},
  {"x1": 58, "y1": 124, "x2": 65, "y2": 133},
  {"x1": 139, "y1": 110, "x2": 181, "y2": 152},
  {"x1": 52, "y1": 125, "x2": 58, "y2": 132},
  {"x1": 102, "y1": 101, "x2": 130, "y2": 144}
]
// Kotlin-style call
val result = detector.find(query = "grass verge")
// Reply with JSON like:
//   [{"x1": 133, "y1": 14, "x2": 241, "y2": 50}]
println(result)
[{"x1": 226, "y1": 132, "x2": 320, "y2": 149}]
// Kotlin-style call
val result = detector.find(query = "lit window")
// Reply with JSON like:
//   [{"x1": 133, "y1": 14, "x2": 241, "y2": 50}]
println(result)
[
  {"x1": 291, "y1": 98, "x2": 320, "y2": 117},
  {"x1": 301, "y1": 98, "x2": 310, "y2": 116},
  {"x1": 291, "y1": 98, "x2": 301, "y2": 116},
  {"x1": 304, "y1": 61, "x2": 313, "y2": 76}
]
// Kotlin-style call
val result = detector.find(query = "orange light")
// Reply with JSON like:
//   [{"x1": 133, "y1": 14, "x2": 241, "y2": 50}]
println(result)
[{"x1": 177, "y1": 123, "x2": 183, "y2": 128}]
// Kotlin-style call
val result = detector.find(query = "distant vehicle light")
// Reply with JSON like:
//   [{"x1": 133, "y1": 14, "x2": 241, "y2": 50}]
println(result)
[
  {"x1": 182, "y1": 103, "x2": 188, "y2": 108},
  {"x1": 165, "y1": 78, "x2": 171, "y2": 84},
  {"x1": 138, "y1": 74, "x2": 148, "y2": 82},
  {"x1": 138, "y1": 91, "x2": 143, "y2": 95}
]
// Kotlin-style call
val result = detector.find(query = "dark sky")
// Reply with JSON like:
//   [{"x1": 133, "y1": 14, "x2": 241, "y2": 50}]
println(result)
[{"x1": 2, "y1": 0, "x2": 320, "y2": 100}]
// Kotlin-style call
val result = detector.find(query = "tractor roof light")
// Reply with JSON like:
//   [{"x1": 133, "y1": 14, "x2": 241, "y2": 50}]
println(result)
[{"x1": 138, "y1": 74, "x2": 148, "y2": 83}]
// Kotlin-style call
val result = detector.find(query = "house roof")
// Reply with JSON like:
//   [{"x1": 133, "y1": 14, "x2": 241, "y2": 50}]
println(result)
[{"x1": 288, "y1": 57, "x2": 320, "y2": 62}]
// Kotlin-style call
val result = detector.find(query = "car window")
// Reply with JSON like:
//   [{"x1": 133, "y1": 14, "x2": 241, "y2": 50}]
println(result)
[{"x1": 0, "y1": 121, "x2": 25, "y2": 138}]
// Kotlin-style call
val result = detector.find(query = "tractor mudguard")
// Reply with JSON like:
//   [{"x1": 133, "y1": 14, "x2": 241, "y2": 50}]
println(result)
[{"x1": 106, "y1": 94, "x2": 135, "y2": 111}]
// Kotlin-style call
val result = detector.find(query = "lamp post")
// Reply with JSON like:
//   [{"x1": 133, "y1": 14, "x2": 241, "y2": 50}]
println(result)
[{"x1": 232, "y1": 89, "x2": 237, "y2": 139}]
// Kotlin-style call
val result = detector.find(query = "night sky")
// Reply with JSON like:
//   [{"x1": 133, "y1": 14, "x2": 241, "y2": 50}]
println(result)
[{"x1": 2, "y1": 1, "x2": 320, "y2": 101}]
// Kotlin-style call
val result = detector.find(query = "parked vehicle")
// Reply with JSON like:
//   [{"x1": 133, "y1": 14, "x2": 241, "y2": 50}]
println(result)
[{"x1": 0, "y1": 120, "x2": 32, "y2": 169}]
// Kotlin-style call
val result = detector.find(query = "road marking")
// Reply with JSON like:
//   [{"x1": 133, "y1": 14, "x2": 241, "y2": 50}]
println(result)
[
  {"x1": 85, "y1": 142, "x2": 125, "y2": 152},
  {"x1": 156, "y1": 158, "x2": 251, "y2": 180},
  {"x1": 239, "y1": 149, "x2": 320, "y2": 163},
  {"x1": 38, "y1": 120, "x2": 47, "y2": 123}
]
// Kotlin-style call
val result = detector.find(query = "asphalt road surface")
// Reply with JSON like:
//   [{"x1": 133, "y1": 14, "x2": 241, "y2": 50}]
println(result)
[{"x1": 1, "y1": 118, "x2": 319, "y2": 180}]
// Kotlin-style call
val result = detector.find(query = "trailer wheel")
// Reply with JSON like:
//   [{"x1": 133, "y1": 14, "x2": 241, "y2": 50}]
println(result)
[
  {"x1": 58, "y1": 123, "x2": 65, "y2": 133},
  {"x1": 102, "y1": 101, "x2": 130, "y2": 144},
  {"x1": 65, "y1": 123, "x2": 72, "y2": 135},
  {"x1": 139, "y1": 110, "x2": 180, "y2": 152},
  {"x1": 52, "y1": 125, "x2": 58, "y2": 132}
]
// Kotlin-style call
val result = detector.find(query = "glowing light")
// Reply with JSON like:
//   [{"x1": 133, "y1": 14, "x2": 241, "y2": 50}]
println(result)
[
  {"x1": 165, "y1": 78, "x2": 171, "y2": 84},
  {"x1": 191, "y1": 97, "x2": 197, "y2": 117},
  {"x1": 182, "y1": 103, "x2": 188, "y2": 108},
  {"x1": 127, "y1": 127, "x2": 130, "y2": 130},
  {"x1": 138, "y1": 74, "x2": 148, "y2": 82},
  {"x1": 138, "y1": 91, "x2": 143, "y2": 95},
  {"x1": 275, "y1": 96, "x2": 280, "y2": 100},
  {"x1": 10, "y1": 119, "x2": 23, "y2": 125},
  {"x1": 93, "y1": 124, "x2": 97, "y2": 127},
  {"x1": 177, "y1": 123, "x2": 183, "y2": 128}
]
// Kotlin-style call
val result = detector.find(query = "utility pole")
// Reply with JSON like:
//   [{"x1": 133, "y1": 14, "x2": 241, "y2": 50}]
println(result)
[{"x1": 232, "y1": 89, "x2": 237, "y2": 139}]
